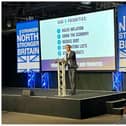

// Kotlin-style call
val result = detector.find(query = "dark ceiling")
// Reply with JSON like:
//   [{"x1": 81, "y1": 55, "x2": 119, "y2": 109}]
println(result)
[{"x1": 2, "y1": 1, "x2": 126, "y2": 32}]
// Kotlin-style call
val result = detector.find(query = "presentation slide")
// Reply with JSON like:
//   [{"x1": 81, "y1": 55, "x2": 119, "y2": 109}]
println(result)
[{"x1": 40, "y1": 9, "x2": 115, "y2": 71}]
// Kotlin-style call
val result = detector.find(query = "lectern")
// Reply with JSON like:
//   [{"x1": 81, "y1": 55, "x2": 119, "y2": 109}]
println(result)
[{"x1": 57, "y1": 60, "x2": 66, "y2": 96}]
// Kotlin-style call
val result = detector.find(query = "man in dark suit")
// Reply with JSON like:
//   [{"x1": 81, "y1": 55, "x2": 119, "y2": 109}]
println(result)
[{"x1": 65, "y1": 44, "x2": 78, "y2": 95}]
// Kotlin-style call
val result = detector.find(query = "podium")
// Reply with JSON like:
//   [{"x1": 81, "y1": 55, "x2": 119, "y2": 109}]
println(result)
[{"x1": 57, "y1": 60, "x2": 66, "y2": 96}]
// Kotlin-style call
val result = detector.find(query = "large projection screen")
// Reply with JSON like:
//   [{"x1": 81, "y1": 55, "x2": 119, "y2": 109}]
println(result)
[{"x1": 40, "y1": 9, "x2": 115, "y2": 71}]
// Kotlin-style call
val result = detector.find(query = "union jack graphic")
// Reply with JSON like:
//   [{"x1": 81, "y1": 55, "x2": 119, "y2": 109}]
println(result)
[
  {"x1": 17, "y1": 54, "x2": 40, "y2": 73},
  {"x1": 120, "y1": 49, "x2": 126, "y2": 57}
]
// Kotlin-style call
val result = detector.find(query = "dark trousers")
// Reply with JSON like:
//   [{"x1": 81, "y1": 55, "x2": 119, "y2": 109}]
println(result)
[{"x1": 68, "y1": 68, "x2": 76, "y2": 94}]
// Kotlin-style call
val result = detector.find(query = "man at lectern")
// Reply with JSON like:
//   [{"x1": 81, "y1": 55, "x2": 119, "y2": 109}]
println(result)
[{"x1": 64, "y1": 44, "x2": 78, "y2": 95}]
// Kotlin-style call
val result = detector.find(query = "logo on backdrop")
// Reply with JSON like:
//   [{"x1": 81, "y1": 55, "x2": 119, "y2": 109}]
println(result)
[
  {"x1": 16, "y1": 20, "x2": 40, "y2": 73},
  {"x1": 118, "y1": 5, "x2": 126, "y2": 72}
]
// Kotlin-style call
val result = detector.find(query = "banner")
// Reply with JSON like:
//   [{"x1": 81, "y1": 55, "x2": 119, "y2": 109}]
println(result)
[
  {"x1": 16, "y1": 20, "x2": 40, "y2": 73},
  {"x1": 118, "y1": 5, "x2": 126, "y2": 72}
]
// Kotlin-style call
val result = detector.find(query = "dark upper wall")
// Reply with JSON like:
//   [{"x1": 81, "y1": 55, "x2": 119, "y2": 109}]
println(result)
[{"x1": 2, "y1": 32, "x2": 27, "y2": 87}]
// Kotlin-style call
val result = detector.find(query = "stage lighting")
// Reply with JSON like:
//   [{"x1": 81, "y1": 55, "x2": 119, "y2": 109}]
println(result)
[
  {"x1": 7, "y1": 21, "x2": 12, "y2": 28},
  {"x1": 41, "y1": 72, "x2": 49, "y2": 88},
  {"x1": 80, "y1": 1, "x2": 91, "y2": 5},
  {"x1": 27, "y1": 70, "x2": 36, "y2": 89},
  {"x1": 112, "y1": 71, "x2": 123, "y2": 91}
]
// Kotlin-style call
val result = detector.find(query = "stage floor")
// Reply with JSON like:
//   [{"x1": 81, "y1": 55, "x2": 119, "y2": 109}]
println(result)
[
  {"x1": 2, "y1": 87, "x2": 126, "y2": 100},
  {"x1": 2, "y1": 87, "x2": 126, "y2": 119}
]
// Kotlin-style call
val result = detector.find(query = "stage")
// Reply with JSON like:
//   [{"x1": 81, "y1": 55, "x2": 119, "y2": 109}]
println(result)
[{"x1": 2, "y1": 88, "x2": 126, "y2": 119}]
